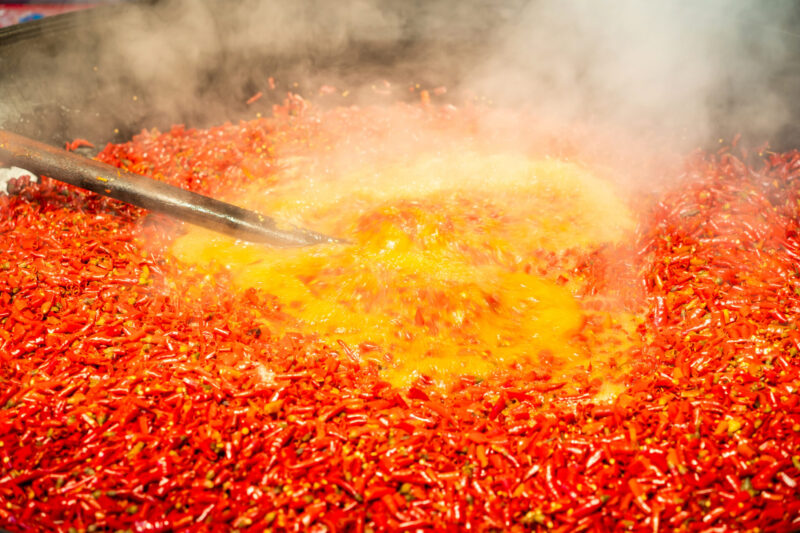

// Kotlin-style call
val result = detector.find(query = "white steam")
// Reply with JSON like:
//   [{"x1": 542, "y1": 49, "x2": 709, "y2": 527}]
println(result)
[
  {"x1": 1, "y1": 0, "x2": 799, "y2": 150},
  {"x1": 467, "y1": 0, "x2": 798, "y2": 148}
]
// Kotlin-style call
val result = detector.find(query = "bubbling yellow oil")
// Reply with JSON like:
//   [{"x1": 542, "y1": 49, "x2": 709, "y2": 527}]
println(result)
[{"x1": 172, "y1": 151, "x2": 635, "y2": 387}]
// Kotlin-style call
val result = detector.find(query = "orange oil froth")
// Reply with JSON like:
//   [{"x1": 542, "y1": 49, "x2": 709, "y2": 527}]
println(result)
[{"x1": 172, "y1": 149, "x2": 639, "y2": 392}]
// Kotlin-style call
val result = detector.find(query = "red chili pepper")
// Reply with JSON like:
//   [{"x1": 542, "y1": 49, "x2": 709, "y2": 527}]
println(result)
[
  {"x1": 65, "y1": 138, "x2": 95, "y2": 151},
  {"x1": 2, "y1": 106, "x2": 800, "y2": 532},
  {"x1": 246, "y1": 92, "x2": 264, "y2": 105}
]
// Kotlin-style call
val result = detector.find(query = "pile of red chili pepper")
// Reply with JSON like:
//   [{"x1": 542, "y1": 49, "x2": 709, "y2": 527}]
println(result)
[{"x1": 1, "y1": 101, "x2": 800, "y2": 532}]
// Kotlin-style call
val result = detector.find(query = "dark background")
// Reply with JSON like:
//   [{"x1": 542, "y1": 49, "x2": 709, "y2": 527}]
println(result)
[{"x1": 1, "y1": 0, "x2": 799, "y2": 150}]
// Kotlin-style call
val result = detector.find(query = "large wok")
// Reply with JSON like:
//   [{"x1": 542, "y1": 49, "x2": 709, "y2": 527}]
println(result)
[{"x1": 2, "y1": 2, "x2": 800, "y2": 531}]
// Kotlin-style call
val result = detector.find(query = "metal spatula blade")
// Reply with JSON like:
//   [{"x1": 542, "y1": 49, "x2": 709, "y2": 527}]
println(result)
[{"x1": 0, "y1": 129, "x2": 341, "y2": 247}]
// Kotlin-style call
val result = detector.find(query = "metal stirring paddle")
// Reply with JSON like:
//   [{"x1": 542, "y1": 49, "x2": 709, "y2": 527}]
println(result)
[{"x1": 0, "y1": 129, "x2": 341, "y2": 247}]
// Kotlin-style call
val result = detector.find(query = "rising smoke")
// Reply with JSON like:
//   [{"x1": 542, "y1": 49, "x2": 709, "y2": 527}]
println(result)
[
  {"x1": 0, "y1": 0, "x2": 799, "y2": 151},
  {"x1": 467, "y1": 1, "x2": 800, "y2": 150}
]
